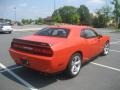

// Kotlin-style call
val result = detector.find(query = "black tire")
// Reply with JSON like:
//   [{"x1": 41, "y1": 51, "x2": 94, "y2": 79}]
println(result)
[
  {"x1": 101, "y1": 41, "x2": 110, "y2": 56},
  {"x1": 65, "y1": 53, "x2": 82, "y2": 78},
  {"x1": 8, "y1": 31, "x2": 12, "y2": 34}
]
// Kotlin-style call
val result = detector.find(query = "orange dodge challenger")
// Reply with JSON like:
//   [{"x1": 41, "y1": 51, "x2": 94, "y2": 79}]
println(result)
[{"x1": 9, "y1": 25, "x2": 110, "y2": 77}]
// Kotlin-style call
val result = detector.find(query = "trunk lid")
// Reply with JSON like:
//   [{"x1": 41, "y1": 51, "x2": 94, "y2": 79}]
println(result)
[
  {"x1": 11, "y1": 35, "x2": 67, "y2": 57},
  {"x1": 20, "y1": 35, "x2": 67, "y2": 46}
]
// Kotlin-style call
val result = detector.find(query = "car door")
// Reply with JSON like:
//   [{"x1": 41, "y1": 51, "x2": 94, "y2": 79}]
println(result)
[{"x1": 80, "y1": 29, "x2": 101, "y2": 60}]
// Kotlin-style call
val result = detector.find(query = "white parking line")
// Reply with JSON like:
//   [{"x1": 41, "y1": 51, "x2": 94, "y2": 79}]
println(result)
[
  {"x1": 0, "y1": 62, "x2": 38, "y2": 90},
  {"x1": 110, "y1": 49, "x2": 120, "y2": 53},
  {"x1": 111, "y1": 38, "x2": 120, "y2": 40},
  {"x1": 112, "y1": 43, "x2": 120, "y2": 45},
  {"x1": 91, "y1": 62, "x2": 120, "y2": 72},
  {"x1": 0, "y1": 66, "x2": 23, "y2": 73},
  {"x1": 110, "y1": 41, "x2": 120, "y2": 44}
]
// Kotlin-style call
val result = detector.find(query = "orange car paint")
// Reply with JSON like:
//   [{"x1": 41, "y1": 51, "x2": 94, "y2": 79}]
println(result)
[{"x1": 9, "y1": 25, "x2": 110, "y2": 73}]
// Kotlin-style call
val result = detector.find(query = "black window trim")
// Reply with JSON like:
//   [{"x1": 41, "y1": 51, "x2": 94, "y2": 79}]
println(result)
[{"x1": 35, "y1": 27, "x2": 70, "y2": 38}]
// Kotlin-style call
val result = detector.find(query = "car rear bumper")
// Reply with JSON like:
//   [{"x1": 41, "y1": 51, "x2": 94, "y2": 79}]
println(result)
[
  {"x1": 0, "y1": 29, "x2": 12, "y2": 32},
  {"x1": 9, "y1": 48, "x2": 64, "y2": 73}
]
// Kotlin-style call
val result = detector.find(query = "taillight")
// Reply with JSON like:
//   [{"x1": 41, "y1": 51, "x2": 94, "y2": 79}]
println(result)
[{"x1": 33, "y1": 48, "x2": 53, "y2": 57}]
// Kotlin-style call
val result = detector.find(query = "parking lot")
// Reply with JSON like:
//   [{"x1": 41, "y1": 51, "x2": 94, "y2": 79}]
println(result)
[{"x1": 0, "y1": 28, "x2": 120, "y2": 90}]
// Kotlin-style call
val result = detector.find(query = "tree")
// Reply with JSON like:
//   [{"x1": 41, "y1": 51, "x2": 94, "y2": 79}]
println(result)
[
  {"x1": 111, "y1": 0, "x2": 120, "y2": 28},
  {"x1": 28, "y1": 19, "x2": 33, "y2": 24},
  {"x1": 77, "y1": 5, "x2": 91, "y2": 25},
  {"x1": 21, "y1": 19, "x2": 26, "y2": 24},
  {"x1": 92, "y1": 12, "x2": 106, "y2": 28},
  {"x1": 91, "y1": 5, "x2": 112, "y2": 28},
  {"x1": 21, "y1": 19, "x2": 33, "y2": 24},
  {"x1": 101, "y1": 7, "x2": 109, "y2": 25},
  {"x1": 58, "y1": 6, "x2": 80, "y2": 24},
  {"x1": 35, "y1": 17, "x2": 44, "y2": 25},
  {"x1": 52, "y1": 10, "x2": 62, "y2": 23},
  {"x1": 98, "y1": 6, "x2": 111, "y2": 27},
  {"x1": 70, "y1": 13, "x2": 80, "y2": 24}
]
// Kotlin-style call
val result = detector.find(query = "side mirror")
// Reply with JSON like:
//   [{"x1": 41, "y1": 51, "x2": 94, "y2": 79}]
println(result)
[{"x1": 98, "y1": 34, "x2": 102, "y2": 39}]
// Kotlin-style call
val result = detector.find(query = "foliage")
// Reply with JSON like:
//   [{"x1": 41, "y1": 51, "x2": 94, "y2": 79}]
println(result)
[
  {"x1": 52, "y1": 10, "x2": 62, "y2": 23},
  {"x1": 92, "y1": 5, "x2": 112, "y2": 28},
  {"x1": 35, "y1": 17, "x2": 44, "y2": 25},
  {"x1": 52, "y1": 6, "x2": 80, "y2": 24},
  {"x1": 77, "y1": 5, "x2": 91, "y2": 25},
  {"x1": 100, "y1": 6, "x2": 111, "y2": 26},
  {"x1": 92, "y1": 13, "x2": 106, "y2": 28},
  {"x1": 111, "y1": 0, "x2": 120, "y2": 28},
  {"x1": 21, "y1": 19, "x2": 33, "y2": 24}
]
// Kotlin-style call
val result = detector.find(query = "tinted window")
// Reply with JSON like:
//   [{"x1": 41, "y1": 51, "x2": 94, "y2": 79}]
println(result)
[
  {"x1": 35, "y1": 28, "x2": 69, "y2": 38},
  {"x1": 0, "y1": 23, "x2": 10, "y2": 26},
  {"x1": 81, "y1": 29, "x2": 98, "y2": 38}
]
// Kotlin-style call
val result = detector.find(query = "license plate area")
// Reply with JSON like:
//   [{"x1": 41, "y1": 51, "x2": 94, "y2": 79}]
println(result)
[{"x1": 21, "y1": 59, "x2": 29, "y2": 65}]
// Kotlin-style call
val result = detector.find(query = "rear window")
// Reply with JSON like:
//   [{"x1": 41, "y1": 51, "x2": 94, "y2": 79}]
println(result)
[
  {"x1": 35, "y1": 28, "x2": 70, "y2": 38},
  {"x1": 0, "y1": 23, "x2": 10, "y2": 26}
]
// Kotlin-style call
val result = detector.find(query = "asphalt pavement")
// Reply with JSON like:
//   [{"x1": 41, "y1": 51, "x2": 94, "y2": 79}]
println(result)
[{"x1": 0, "y1": 28, "x2": 120, "y2": 90}]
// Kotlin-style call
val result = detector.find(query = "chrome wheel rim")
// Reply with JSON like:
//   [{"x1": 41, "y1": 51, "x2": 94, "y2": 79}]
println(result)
[
  {"x1": 104, "y1": 43, "x2": 110, "y2": 55},
  {"x1": 71, "y1": 55, "x2": 81, "y2": 75}
]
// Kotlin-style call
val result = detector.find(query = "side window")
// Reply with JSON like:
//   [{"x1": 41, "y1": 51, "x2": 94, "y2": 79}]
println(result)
[
  {"x1": 80, "y1": 29, "x2": 98, "y2": 38},
  {"x1": 52, "y1": 29, "x2": 67, "y2": 37}
]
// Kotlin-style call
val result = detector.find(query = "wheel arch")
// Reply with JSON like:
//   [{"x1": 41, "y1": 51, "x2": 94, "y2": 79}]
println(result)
[
  {"x1": 64, "y1": 50, "x2": 83, "y2": 77},
  {"x1": 70, "y1": 50, "x2": 83, "y2": 62},
  {"x1": 106, "y1": 40, "x2": 110, "y2": 43}
]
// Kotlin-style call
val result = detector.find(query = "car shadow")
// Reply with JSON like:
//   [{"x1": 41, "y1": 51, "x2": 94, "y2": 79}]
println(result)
[
  {"x1": 1, "y1": 55, "x2": 104, "y2": 89},
  {"x1": 82, "y1": 54, "x2": 104, "y2": 66},
  {"x1": 0, "y1": 32, "x2": 10, "y2": 34},
  {"x1": 1, "y1": 64, "x2": 73, "y2": 89},
  {"x1": 0, "y1": 64, "x2": 19, "y2": 72}
]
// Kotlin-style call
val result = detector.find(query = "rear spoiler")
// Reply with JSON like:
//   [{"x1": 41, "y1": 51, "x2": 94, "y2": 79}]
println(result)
[{"x1": 11, "y1": 38, "x2": 50, "y2": 48}]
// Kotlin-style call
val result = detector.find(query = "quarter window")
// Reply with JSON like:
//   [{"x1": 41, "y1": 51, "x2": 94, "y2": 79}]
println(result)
[{"x1": 81, "y1": 29, "x2": 98, "y2": 38}]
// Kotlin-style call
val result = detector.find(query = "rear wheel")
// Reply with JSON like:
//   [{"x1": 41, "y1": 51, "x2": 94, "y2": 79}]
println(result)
[
  {"x1": 101, "y1": 41, "x2": 110, "y2": 56},
  {"x1": 65, "y1": 53, "x2": 82, "y2": 78},
  {"x1": 8, "y1": 31, "x2": 11, "y2": 34}
]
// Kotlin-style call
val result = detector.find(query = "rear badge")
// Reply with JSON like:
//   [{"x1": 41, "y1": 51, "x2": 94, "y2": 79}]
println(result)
[{"x1": 23, "y1": 47, "x2": 33, "y2": 50}]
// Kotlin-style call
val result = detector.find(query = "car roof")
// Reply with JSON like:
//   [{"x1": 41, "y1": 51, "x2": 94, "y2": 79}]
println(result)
[{"x1": 48, "y1": 25, "x2": 92, "y2": 31}]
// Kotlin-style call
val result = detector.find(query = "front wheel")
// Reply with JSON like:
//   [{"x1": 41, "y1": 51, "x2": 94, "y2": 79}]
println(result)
[
  {"x1": 65, "y1": 53, "x2": 82, "y2": 78},
  {"x1": 101, "y1": 42, "x2": 110, "y2": 56}
]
